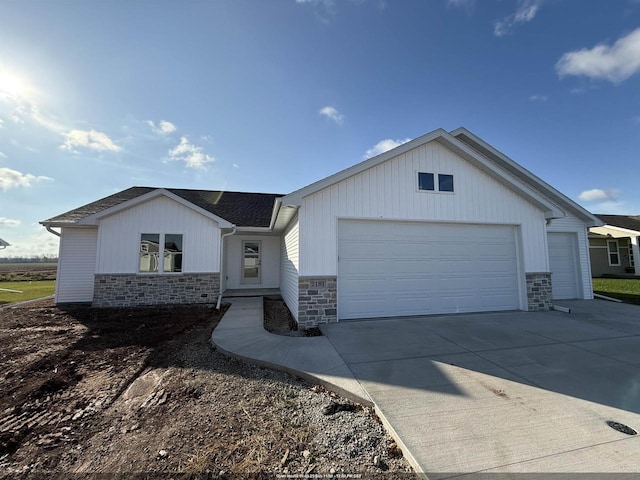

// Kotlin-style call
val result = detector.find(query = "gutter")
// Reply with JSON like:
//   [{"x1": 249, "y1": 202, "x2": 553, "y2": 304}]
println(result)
[
  {"x1": 45, "y1": 226, "x2": 61, "y2": 237},
  {"x1": 268, "y1": 198, "x2": 283, "y2": 231},
  {"x1": 217, "y1": 226, "x2": 237, "y2": 309}
]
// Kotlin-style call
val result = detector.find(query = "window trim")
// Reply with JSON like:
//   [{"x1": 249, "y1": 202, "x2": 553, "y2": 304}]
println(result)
[
  {"x1": 607, "y1": 239, "x2": 620, "y2": 266},
  {"x1": 417, "y1": 172, "x2": 435, "y2": 191},
  {"x1": 438, "y1": 173, "x2": 454, "y2": 193},
  {"x1": 416, "y1": 171, "x2": 455, "y2": 194},
  {"x1": 139, "y1": 232, "x2": 184, "y2": 274}
]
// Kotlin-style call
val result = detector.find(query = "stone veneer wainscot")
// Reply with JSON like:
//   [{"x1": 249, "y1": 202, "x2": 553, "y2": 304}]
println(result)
[
  {"x1": 525, "y1": 272, "x2": 552, "y2": 311},
  {"x1": 93, "y1": 273, "x2": 220, "y2": 307},
  {"x1": 297, "y1": 276, "x2": 337, "y2": 328}
]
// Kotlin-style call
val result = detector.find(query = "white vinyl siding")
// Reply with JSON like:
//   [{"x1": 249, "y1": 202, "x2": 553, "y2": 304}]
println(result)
[
  {"x1": 56, "y1": 227, "x2": 98, "y2": 303},
  {"x1": 299, "y1": 141, "x2": 548, "y2": 277},
  {"x1": 338, "y1": 220, "x2": 522, "y2": 319},
  {"x1": 96, "y1": 196, "x2": 220, "y2": 274},
  {"x1": 547, "y1": 214, "x2": 593, "y2": 300},
  {"x1": 280, "y1": 216, "x2": 299, "y2": 321},
  {"x1": 224, "y1": 235, "x2": 280, "y2": 289},
  {"x1": 547, "y1": 232, "x2": 580, "y2": 299}
]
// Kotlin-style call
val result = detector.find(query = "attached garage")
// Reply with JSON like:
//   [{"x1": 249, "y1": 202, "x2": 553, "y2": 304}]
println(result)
[
  {"x1": 337, "y1": 220, "x2": 522, "y2": 320},
  {"x1": 547, "y1": 232, "x2": 580, "y2": 300}
]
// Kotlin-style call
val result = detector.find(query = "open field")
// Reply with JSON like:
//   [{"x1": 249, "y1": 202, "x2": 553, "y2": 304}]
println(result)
[
  {"x1": 0, "y1": 281, "x2": 56, "y2": 305},
  {"x1": 0, "y1": 299, "x2": 410, "y2": 477},
  {"x1": 0, "y1": 264, "x2": 57, "y2": 282},
  {"x1": 592, "y1": 278, "x2": 640, "y2": 305}
]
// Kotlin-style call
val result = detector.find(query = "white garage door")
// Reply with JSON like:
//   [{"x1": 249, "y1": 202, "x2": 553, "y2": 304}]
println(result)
[
  {"x1": 338, "y1": 220, "x2": 521, "y2": 320},
  {"x1": 547, "y1": 232, "x2": 579, "y2": 300}
]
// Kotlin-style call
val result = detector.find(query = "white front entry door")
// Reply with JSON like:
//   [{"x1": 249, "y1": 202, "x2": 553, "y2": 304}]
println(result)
[{"x1": 242, "y1": 240, "x2": 261, "y2": 284}]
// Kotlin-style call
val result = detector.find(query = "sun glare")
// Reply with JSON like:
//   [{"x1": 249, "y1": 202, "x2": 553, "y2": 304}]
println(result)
[{"x1": 0, "y1": 71, "x2": 29, "y2": 99}]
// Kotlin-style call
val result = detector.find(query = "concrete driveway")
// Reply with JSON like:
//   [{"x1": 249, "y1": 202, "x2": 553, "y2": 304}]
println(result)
[{"x1": 321, "y1": 300, "x2": 640, "y2": 477}]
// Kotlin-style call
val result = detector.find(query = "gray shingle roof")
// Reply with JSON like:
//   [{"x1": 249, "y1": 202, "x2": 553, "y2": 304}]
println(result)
[
  {"x1": 595, "y1": 214, "x2": 640, "y2": 233},
  {"x1": 42, "y1": 187, "x2": 283, "y2": 228}
]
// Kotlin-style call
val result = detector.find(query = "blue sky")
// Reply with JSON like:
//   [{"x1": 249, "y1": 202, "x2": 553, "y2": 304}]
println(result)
[{"x1": 1, "y1": 0, "x2": 640, "y2": 256}]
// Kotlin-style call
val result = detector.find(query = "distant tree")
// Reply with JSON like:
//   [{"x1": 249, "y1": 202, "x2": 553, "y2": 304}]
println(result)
[{"x1": 0, "y1": 255, "x2": 58, "y2": 264}]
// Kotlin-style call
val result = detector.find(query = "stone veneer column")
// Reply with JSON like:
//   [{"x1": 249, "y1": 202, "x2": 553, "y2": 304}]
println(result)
[
  {"x1": 93, "y1": 273, "x2": 220, "y2": 307},
  {"x1": 525, "y1": 272, "x2": 552, "y2": 311},
  {"x1": 297, "y1": 276, "x2": 337, "y2": 328}
]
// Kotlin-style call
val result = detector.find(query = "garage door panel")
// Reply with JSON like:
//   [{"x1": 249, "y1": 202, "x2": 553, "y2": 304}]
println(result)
[
  {"x1": 548, "y1": 232, "x2": 579, "y2": 300},
  {"x1": 338, "y1": 221, "x2": 521, "y2": 319}
]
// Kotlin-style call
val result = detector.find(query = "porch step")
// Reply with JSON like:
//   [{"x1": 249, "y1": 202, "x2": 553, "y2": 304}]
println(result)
[{"x1": 223, "y1": 288, "x2": 281, "y2": 298}]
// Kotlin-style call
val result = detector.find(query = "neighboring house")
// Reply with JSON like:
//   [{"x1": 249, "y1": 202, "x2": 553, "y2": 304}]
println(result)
[
  {"x1": 41, "y1": 127, "x2": 602, "y2": 327},
  {"x1": 589, "y1": 215, "x2": 640, "y2": 277}
]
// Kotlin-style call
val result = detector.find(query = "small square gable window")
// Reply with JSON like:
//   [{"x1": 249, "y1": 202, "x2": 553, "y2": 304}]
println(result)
[
  {"x1": 418, "y1": 172, "x2": 435, "y2": 191},
  {"x1": 438, "y1": 174, "x2": 454, "y2": 192},
  {"x1": 418, "y1": 172, "x2": 454, "y2": 193}
]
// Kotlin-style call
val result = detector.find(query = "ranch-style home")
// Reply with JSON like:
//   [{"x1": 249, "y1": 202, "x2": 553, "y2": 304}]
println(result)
[
  {"x1": 42, "y1": 127, "x2": 602, "y2": 327},
  {"x1": 589, "y1": 214, "x2": 640, "y2": 277}
]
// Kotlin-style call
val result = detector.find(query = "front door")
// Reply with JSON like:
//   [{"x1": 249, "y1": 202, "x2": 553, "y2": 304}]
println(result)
[{"x1": 242, "y1": 240, "x2": 261, "y2": 284}]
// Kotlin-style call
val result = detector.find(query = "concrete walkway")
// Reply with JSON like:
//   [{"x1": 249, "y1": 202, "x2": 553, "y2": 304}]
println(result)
[
  {"x1": 211, "y1": 297, "x2": 370, "y2": 403},
  {"x1": 213, "y1": 297, "x2": 640, "y2": 477}
]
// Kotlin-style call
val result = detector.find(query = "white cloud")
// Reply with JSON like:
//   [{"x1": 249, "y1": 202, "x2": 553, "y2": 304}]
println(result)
[
  {"x1": 578, "y1": 188, "x2": 620, "y2": 202},
  {"x1": 319, "y1": 105, "x2": 345, "y2": 125},
  {"x1": 3, "y1": 227, "x2": 60, "y2": 257},
  {"x1": 60, "y1": 129, "x2": 121, "y2": 152},
  {"x1": 296, "y1": 0, "x2": 334, "y2": 5},
  {"x1": 363, "y1": 138, "x2": 411, "y2": 159},
  {"x1": 0, "y1": 151, "x2": 6, "y2": 158},
  {"x1": 529, "y1": 94, "x2": 548, "y2": 102},
  {"x1": 494, "y1": 0, "x2": 542, "y2": 37},
  {"x1": 556, "y1": 28, "x2": 640, "y2": 83},
  {"x1": 0, "y1": 217, "x2": 20, "y2": 227},
  {"x1": 0, "y1": 167, "x2": 52, "y2": 191},
  {"x1": 147, "y1": 120, "x2": 177, "y2": 135},
  {"x1": 447, "y1": 0, "x2": 475, "y2": 8},
  {"x1": 168, "y1": 137, "x2": 214, "y2": 170},
  {"x1": 233, "y1": 163, "x2": 240, "y2": 169}
]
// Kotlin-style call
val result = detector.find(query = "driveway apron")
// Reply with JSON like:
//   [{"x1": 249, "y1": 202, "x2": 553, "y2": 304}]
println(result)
[{"x1": 321, "y1": 300, "x2": 640, "y2": 476}]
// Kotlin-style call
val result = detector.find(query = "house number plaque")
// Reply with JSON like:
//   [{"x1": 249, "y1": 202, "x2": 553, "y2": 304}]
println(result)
[{"x1": 309, "y1": 279, "x2": 326, "y2": 288}]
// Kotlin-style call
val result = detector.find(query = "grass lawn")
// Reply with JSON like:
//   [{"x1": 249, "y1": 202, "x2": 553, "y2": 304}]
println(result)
[
  {"x1": 592, "y1": 278, "x2": 640, "y2": 305},
  {"x1": 0, "y1": 280, "x2": 55, "y2": 305}
]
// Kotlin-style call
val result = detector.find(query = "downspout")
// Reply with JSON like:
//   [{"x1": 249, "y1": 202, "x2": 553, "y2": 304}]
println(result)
[{"x1": 217, "y1": 226, "x2": 237, "y2": 309}]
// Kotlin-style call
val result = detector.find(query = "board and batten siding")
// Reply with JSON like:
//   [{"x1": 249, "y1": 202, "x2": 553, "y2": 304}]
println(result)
[
  {"x1": 280, "y1": 216, "x2": 299, "y2": 321},
  {"x1": 224, "y1": 235, "x2": 281, "y2": 289},
  {"x1": 298, "y1": 141, "x2": 548, "y2": 276},
  {"x1": 56, "y1": 227, "x2": 98, "y2": 303},
  {"x1": 96, "y1": 196, "x2": 221, "y2": 274},
  {"x1": 546, "y1": 214, "x2": 593, "y2": 299}
]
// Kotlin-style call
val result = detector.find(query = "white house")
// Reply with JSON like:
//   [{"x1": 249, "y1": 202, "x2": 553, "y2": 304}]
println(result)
[{"x1": 41, "y1": 128, "x2": 601, "y2": 327}]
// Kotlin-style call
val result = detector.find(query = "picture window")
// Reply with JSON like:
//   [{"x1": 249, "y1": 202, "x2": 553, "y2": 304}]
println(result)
[{"x1": 139, "y1": 233, "x2": 183, "y2": 273}]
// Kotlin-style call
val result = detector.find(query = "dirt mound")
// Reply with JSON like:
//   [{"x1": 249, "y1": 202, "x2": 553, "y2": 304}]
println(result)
[{"x1": 0, "y1": 300, "x2": 412, "y2": 477}]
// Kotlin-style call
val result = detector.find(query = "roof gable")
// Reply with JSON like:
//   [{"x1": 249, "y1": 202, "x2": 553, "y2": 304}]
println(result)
[
  {"x1": 451, "y1": 127, "x2": 602, "y2": 226},
  {"x1": 595, "y1": 214, "x2": 640, "y2": 233},
  {"x1": 81, "y1": 189, "x2": 234, "y2": 228},
  {"x1": 282, "y1": 128, "x2": 564, "y2": 219},
  {"x1": 42, "y1": 187, "x2": 283, "y2": 228}
]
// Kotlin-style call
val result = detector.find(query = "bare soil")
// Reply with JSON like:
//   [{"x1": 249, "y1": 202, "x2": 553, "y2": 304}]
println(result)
[
  {"x1": 0, "y1": 299, "x2": 413, "y2": 478},
  {"x1": 263, "y1": 297, "x2": 322, "y2": 337},
  {"x1": 0, "y1": 265, "x2": 57, "y2": 282}
]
